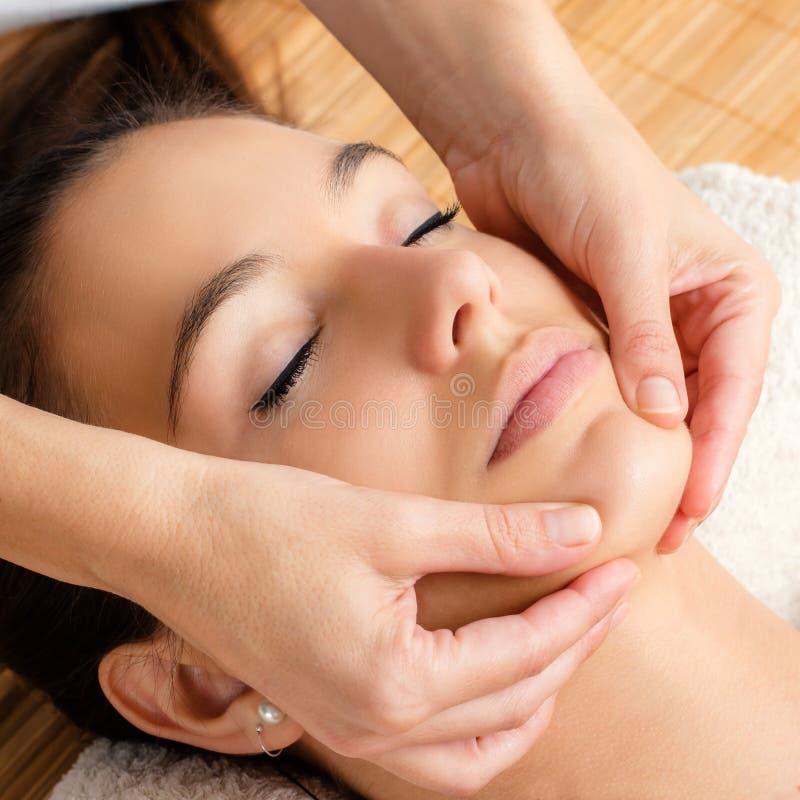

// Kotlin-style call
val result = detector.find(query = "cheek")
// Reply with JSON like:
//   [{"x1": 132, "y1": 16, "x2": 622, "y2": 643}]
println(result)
[
  {"x1": 470, "y1": 233, "x2": 585, "y2": 322},
  {"x1": 573, "y1": 408, "x2": 692, "y2": 554},
  {"x1": 472, "y1": 365, "x2": 692, "y2": 594},
  {"x1": 481, "y1": 409, "x2": 691, "y2": 555},
  {"x1": 415, "y1": 404, "x2": 692, "y2": 633},
  {"x1": 261, "y1": 367, "x2": 456, "y2": 497},
  {"x1": 489, "y1": 368, "x2": 692, "y2": 550},
  {"x1": 509, "y1": 410, "x2": 692, "y2": 608}
]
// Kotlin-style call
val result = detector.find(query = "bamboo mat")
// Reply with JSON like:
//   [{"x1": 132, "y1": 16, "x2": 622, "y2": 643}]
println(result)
[{"x1": 2, "y1": 1, "x2": 800, "y2": 798}]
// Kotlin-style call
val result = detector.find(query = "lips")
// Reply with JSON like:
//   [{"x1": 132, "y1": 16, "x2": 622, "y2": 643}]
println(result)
[{"x1": 488, "y1": 327, "x2": 602, "y2": 464}]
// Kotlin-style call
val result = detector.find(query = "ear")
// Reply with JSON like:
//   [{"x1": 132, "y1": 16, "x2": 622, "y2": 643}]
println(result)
[{"x1": 97, "y1": 631, "x2": 304, "y2": 755}]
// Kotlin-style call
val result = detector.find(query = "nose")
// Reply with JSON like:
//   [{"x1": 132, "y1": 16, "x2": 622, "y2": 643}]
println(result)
[{"x1": 404, "y1": 248, "x2": 502, "y2": 374}]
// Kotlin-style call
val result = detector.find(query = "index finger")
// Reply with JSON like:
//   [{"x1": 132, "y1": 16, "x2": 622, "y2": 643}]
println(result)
[
  {"x1": 659, "y1": 272, "x2": 778, "y2": 551},
  {"x1": 376, "y1": 558, "x2": 639, "y2": 726}
]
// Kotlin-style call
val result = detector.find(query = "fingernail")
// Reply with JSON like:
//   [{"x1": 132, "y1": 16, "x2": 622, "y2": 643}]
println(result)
[
  {"x1": 661, "y1": 517, "x2": 697, "y2": 554},
  {"x1": 608, "y1": 600, "x2": 631, "y2": 632},
  {"x1": 636, "y1": 376, "x2": 681, "y2": 414},
  {"x1": 544, "y1": 504, "x2": 601, "y2": 547}
]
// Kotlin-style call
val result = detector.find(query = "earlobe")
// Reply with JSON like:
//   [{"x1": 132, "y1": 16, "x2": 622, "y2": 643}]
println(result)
[{"x1": 97, "y1": 635, "x2": 305, "y2": 755}]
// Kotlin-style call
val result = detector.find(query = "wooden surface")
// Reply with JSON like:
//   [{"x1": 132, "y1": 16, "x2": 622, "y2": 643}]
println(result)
[
  {"x1": 0, "y1": 671, "x2": 87, "y2": 800},
  {"x1": 213, "y1": 0, "x2": 800, "y2": 202},
  {"x1": 2, "y1": 1, "x2": 800, "y2": 798}
]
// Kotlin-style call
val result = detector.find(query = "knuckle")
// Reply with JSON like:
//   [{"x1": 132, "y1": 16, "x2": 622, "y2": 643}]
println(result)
[
  {"x1": 504, "y1": 697, "x2": 535, "y2": 732},
  {"x1": 734, "y1": 256, "x2": 781, "y2": 316},
  {"x1": 622, "y1": 319, "x2": 675, "y2": 361},
  {"x1": 364, "y1": 681, "x2": 429, "y2": 735},
  {"x1": 379, "y1": 701, "x2": 429, "y2": 736},
  {"x1": 482, "y1": 504, "x2": 534, "y2": 566},
  {"x1": 534, "y1": 611, "x2": 582, "y2": 674},
  {"x1": 518, "y1": 635, "x2": 549, "y2": 677},
  {"x1": 314, "y1": 716, "x2": 388, "y2": 760},
  {"x1": 321, "y1": 728, "x2": 362, "y2": 758},
  {"x1": 367, "y1": 492, "x2": 415, "y2": 556},
  {"x1": 703, "y1": 368, "x2": 764, "y2": 418}
]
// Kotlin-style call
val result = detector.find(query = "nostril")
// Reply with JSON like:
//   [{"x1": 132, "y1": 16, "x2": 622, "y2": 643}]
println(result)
[
  {"x1": 452, "y1": 303, "x2": 471, "y2": 346},
  {"x1": 487, "y1": 269, "x2": 501, "y2": 306},
  {"x1": 488, "y1": 279, "x2": 498, "y2": 306}
]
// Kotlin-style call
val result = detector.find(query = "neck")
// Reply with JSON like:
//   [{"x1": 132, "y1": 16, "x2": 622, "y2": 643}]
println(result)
[
  {"x1": 501, "y1": 538, "x2": 800, "y2": 799},
  {"x1": 306, "y1": 539, "x2": 800, "y2": 799}
]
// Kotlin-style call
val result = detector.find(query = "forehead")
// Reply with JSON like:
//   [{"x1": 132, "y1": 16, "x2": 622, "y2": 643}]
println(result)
[
  {"x1": 46, "y1": 116, "x2": 336, "y2": 438},
  {"x1": 85, "y1": 115, "x2": 334, "y2": 231},
  {"x1": 52, "y1": 115, "x2": 338, "y2": 293}
]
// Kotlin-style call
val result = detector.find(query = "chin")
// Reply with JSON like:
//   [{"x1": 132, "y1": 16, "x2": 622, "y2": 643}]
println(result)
[
  {"x1": 416, "y1": 406, "x2": 691, "y2": 631},
  {"x1": 484, "y1": 376, "x2": 693, "y2": 576},
  {"x1": 492, "y1": 349, "x2": 691, "y2": 534},
  {"x1": 577, "y1": 407, "x2": 692, "y2": 556}
]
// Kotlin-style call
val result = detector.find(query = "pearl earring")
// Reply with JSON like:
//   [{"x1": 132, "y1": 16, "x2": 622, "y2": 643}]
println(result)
[{"x1": 255, "y1": 699, "x2": 285, "y2": 757}]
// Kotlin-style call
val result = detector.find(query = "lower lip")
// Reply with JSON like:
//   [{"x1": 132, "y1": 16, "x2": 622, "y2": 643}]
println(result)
[{"x1": 490, "y1": 347, "x2": 602, "y2": 464}]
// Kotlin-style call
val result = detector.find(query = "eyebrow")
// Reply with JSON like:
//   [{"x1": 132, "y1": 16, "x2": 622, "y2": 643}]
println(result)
[
  {"x1": 167, "y1": 140, "x2": 402, "y2": 435},
  {"x1": 167, "y1": 252, "x2": 283, "y2": 435},
  {"x1": 325, "y1": 140, "x2": 402, "y2": 208}
]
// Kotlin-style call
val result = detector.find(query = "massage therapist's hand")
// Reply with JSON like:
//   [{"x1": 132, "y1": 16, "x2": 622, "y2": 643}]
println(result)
[
  {"x1": 148, "y1": 455, "x2": 638, "y2": 794},
  {"x1": 303, "y1": 0, "x2": 780, "y2": 555},
  {"x1": 0, "y1": 8, "x2": 645, "y2": 790},
  {"x1": 378, "y1": 2, "x2": 781, "y2": 554},
  {"x1": 0, "y1": 395, "x2": 635, "y2": 792},
  {"x1": 446, "y1": 92, "x2": 780, "y2": 554}
]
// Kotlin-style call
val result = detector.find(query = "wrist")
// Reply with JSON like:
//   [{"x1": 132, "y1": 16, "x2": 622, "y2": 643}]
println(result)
[
  {"x1": 93, "y1": 439, "x2": 214, "y2": 608},
  {"x1": 304, "y1": 0, "x2": 594, "y2": 169},
  {"x1": 417, "y1": 2, "x2": 601, "y2": 172},
  {"x1": 0, "y1": 394, "x2": 202, "y2": 600}
]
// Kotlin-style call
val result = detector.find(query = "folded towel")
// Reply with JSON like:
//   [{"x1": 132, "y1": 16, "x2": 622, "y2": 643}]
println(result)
[
  {"x1": 680, "y1": 164, "x2": 799, "y2": 625},
  {"x1": 50, "y1": 163, "x2": 800, "y2": 799}
]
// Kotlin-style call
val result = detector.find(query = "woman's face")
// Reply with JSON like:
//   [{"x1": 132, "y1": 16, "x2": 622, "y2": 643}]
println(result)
[{"x1": 49, "y1": 115, "x2": 691, "y2": 611}]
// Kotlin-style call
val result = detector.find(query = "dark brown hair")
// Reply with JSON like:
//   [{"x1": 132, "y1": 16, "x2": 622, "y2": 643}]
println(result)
[{"x1": 0, "y1": 1, "x2": 273, "y2": 742}]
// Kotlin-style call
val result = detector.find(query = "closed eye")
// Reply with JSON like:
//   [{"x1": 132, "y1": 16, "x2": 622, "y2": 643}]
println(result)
[
  {"x1": 248, "y1": 200, "x2": 461, "y2": 417},
  {"x1": 402, "y1": 201, "x2": 461, "y2": 246},
  {"x1": 250, "y1": 329, "x2": 322, "y2": 414}
]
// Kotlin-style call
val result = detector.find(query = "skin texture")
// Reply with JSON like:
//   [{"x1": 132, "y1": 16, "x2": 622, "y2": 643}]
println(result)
[
  {"x1": 43, "y1": 117, "x2": 799, "y2": 796},
  {"x1": 47, "y1": 114, "x2": 689, "y2": 612}
]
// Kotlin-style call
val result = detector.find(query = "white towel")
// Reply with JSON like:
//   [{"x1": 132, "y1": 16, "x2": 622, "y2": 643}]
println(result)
[{"x1": 49, "y1": 163, "x2": 800, "y2": 799}]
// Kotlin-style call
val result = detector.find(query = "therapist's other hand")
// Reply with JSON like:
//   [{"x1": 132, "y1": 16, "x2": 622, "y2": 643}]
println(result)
[
  {"x1": 445, "y1": 83, "x2": 780, "y2": 555},
  {"x1": 150, "y1": 458, "x2": 637, "y2": 795}
]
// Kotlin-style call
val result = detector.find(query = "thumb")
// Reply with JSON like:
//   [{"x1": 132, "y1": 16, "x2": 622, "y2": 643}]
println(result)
[
  {"x1": 368, "y1": 490, "x2": 603, "y2": 579},
  {"x1": 601, "y1": 263, "x2": 688, "y2": 426}
]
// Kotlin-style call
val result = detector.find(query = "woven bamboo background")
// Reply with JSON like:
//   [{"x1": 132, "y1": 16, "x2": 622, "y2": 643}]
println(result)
[{"x1": 2, "y1": 0, "x2": 800, "y2": 797}]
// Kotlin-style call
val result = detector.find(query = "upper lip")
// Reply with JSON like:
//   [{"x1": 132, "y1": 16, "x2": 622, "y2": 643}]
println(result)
[{"x1": 489, "y1": 326, "x2": 595, "y2": 459}]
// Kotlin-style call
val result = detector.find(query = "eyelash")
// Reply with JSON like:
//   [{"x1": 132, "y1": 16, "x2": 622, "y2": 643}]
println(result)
[
  {"x1": 402, "y1": 201, "x2": 461, "y2": 246},
  {"x1": 252, "y1": 330, "x2": 322, "y2": 413},
  {"x1": 252, "y1": 201, "x2": 461, "y2": 413}
]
